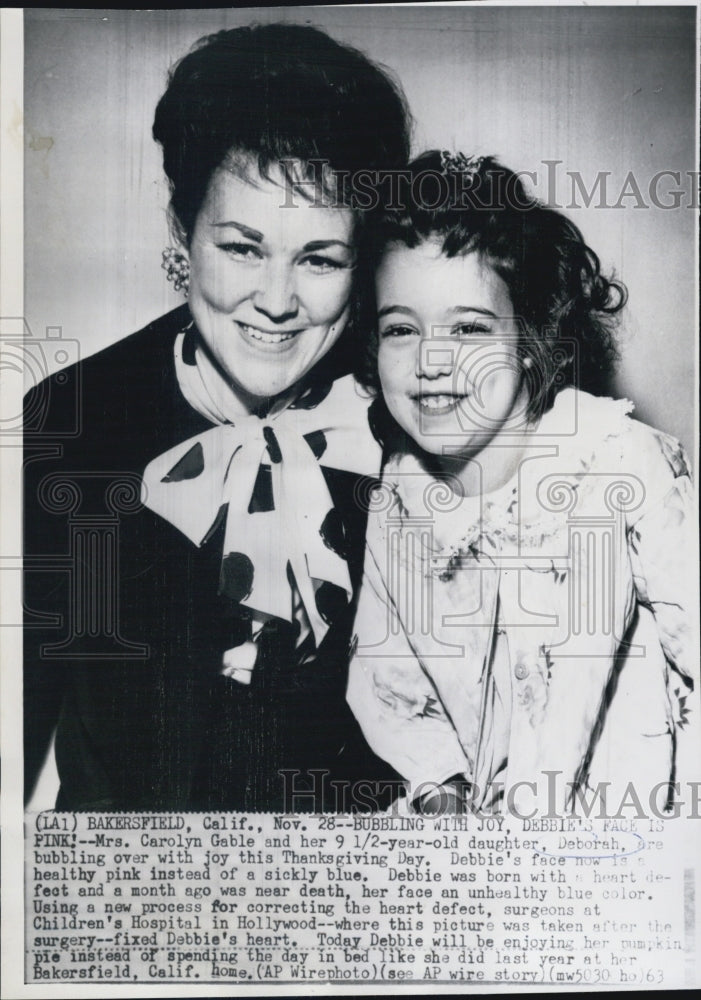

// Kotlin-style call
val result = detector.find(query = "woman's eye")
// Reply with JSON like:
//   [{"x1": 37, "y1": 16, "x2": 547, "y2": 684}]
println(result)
[
  {"x1": 380, "y1": 324, "x2": 417, "y2": 339},
  {"x1": 302, "y1": 254, "x2": 346, "y2": 273},
  {"x1": 219, "y1": 242, "x2": 262, "y2": 260}
]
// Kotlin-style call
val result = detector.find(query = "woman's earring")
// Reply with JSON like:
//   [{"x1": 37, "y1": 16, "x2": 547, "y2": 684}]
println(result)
[
  {"x1": 522, "y1": 356, "x2": 533, "y2": 369},
  {"x1": 162, "y1": 246, "x2": 190, "y2": 295}
]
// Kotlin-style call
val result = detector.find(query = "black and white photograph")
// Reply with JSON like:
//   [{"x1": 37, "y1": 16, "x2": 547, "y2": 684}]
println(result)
[{"x1": 2, "y1": 2, "x2": 699, "y2": 993}]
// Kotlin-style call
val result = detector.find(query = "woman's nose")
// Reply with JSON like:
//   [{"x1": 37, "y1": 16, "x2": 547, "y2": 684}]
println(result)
[
  {"x1": 252, "y1": 262, "x2": 299, "y2": 321},
  {"x1": 415, "y1": 333, "x2": 456, "y2": 379}
]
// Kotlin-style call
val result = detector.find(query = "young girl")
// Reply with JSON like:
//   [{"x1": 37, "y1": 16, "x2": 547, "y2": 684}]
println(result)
[{"x1": 348, "y1": 151, "x2": 697, "y2": 816}]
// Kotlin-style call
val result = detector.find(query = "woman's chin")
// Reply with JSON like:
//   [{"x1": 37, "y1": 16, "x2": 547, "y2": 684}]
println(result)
[{"x1": 229, "y1": 370, "x2": 299, "y2": 405}]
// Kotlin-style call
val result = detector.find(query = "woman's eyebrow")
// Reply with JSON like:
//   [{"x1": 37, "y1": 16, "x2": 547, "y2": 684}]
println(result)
[
  {"x1": 211, "y1": 220, "x2": 264, "y2": 242},
  {"x1": 303, "y1": 239, "x2": 354, "y2": 253}
]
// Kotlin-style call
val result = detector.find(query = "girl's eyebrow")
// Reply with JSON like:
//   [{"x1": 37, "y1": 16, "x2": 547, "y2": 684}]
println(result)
[
  {"x1": 450, "y1": 306, "x2": 498, "y2": 318},
  {"x1": 378, "y1": 304, "x2": 500, "y2": 319},
  {"x1": 211, "y1": 220, "x2": 264, "y2": 241},
  {"x1": 377, "y1": 304, "x2": 415, "y2": 319}
]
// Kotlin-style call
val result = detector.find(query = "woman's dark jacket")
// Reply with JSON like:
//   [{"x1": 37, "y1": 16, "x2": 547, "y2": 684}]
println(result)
[{"x1": 24, "y1": 305, "x2": 398, "y2": 812}]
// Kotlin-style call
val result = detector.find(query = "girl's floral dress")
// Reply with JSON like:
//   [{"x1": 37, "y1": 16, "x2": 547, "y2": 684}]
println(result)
[{"x1": 348, "y1": 389, "x2": 697, "y2": 813}]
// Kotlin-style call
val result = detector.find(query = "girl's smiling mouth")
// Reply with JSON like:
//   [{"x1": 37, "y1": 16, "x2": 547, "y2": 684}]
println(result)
[{"x1": 413, "y1": 391, "x2": 470, "y2": 414}]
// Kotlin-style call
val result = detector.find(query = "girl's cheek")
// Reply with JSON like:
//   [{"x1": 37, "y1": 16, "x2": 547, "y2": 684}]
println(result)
[{"x1": 377, "y1": 348, "x2": 394, "y2": 391}]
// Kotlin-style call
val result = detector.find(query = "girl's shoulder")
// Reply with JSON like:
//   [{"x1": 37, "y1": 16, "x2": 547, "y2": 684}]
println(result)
[
  {"x1": 571, "y1": 389, "x2": 688, "y2": 472},
  {"x1": 542, "y1": 388, "x2": 691, "y2": 513}
]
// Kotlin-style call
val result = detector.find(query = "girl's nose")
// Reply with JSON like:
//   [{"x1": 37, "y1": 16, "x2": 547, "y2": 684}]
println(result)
[
  {"x1": 252, "y1": 261, "x2": 299, "y2": 322},
  {"x1": 415, "y1": 333, "x2": 456, "y2": 379}
]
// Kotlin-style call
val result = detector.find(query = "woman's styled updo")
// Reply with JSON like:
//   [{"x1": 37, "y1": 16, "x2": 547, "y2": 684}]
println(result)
[
  {"x1": 153, "y1": 22, "x2": 412, "y2": 243},
  {"x1": 361, "y1": 150, "x2": 626, "y2": 420}
]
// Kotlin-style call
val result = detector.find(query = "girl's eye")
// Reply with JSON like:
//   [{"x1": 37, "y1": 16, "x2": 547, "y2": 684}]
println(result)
[
  {"x1": 302, "y1": 254, "x2": 347, "y2": 273},
  {"x1": 453, "y1": 321, "x2": 493, "y2": 337},
  {"x1": 219, "y1": 242, "x2": 262, "y2": 260},
  {"x1": 380, "y1": 324, "x2": 417, "y2": 339}
]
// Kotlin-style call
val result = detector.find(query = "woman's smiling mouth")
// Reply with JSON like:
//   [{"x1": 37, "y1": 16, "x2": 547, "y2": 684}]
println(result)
[{"x1": 237, "y1": 321, "x2": 301, "y2": 345}]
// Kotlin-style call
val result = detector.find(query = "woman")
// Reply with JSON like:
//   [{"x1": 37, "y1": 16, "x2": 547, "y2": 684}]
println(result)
[
  {"x1": 347, "y1": 151, "x2": 697, "y2": 817},
  {"x1": 24, "y1": 23, "x2": 409, "y2": 812}
]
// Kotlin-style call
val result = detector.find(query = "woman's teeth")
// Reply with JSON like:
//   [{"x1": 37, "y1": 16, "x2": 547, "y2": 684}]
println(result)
[{"x1": 241, "y1": 323, "x2": 297, "y2": 344}]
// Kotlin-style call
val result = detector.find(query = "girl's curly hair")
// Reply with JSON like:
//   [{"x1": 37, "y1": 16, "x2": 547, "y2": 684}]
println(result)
[{"x1": 359, "y1": 150, "x2": 626, "y2": 422}]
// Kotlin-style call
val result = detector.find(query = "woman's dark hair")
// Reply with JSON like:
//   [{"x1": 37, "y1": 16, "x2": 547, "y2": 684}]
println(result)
[
  {"x1": 153, "y1": 23, "x2": 411, "y2": 243},
  {"x1": 361, "y1": 150, "x2": 626, "y2": 422}
]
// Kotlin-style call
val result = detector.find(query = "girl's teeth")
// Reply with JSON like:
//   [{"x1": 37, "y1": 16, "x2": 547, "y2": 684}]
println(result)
[
  {"x1": 243, "y1": 324, "x2": 296, "y2": 344},
  {"x1": 420, "y1": 394, "x2": 458, "y2": 409}
]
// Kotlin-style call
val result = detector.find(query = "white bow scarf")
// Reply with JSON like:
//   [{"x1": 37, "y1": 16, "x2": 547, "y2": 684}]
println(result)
[{"x1": 141, "y1": 329, "x2": 381, "y2": 681}]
